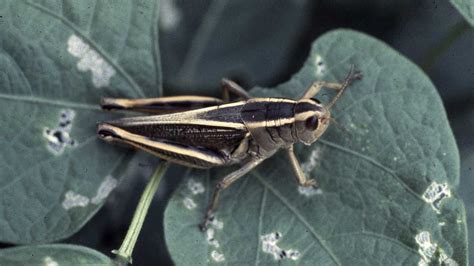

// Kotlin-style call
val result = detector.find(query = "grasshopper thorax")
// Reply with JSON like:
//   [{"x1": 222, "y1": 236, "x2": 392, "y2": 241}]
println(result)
[{"x1": 294, "y1": 98, "x2": 330, "y2": 146}]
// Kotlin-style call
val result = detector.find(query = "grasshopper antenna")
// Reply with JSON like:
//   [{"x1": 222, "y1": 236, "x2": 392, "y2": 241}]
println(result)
[
  {"x1": 329, "y1": 117, "x2": 351, "y2": 136},
  {"x1": 325, "y1": 65, "x2": 363, "y2": 110}
]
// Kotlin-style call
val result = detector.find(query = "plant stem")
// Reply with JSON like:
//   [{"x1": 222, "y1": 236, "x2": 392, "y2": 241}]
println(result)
[
  {"x1": 421, "y1": 20, "x2": 470, "y2": 71},
  {"x1": 112, "y1": 162, "x2": 169, "y2": 265}
]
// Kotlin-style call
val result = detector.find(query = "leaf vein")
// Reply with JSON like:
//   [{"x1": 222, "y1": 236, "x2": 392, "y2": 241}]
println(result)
[{"x1": 254, "y1": 172, "x2": 341, "y2": 266}]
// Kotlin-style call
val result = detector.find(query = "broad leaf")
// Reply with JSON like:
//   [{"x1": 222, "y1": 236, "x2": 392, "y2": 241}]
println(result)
[
  {"x1": 164, "y1": 30, "x2": 466, "y2": 265},
  {"x1": 159, "y1": 0, "x2": 312, "y2": 95},
  {"x1": 0, "y1": 244, "x2": 111, "y2": 265},
  {"x1": 450, "y1": 0, "x2": 474, "y2": 26},
  {"x1": 0, "y1": 0, "x2": 161, "y2": 243}
]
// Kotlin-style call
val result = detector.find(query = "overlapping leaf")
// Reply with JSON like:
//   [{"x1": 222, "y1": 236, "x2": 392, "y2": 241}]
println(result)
[
  {"x1": 0, "y1": 0, "x2": 161, "y2": 243},
  {"x1": 164, "y1": 30, "x2": 466, "y2": 265},
  {"x1": 451, "y1": 0, "x2": 474, "y2": 26},
  {"x1": 0, "y1": 244, "x2": 111, "y2": 265}
]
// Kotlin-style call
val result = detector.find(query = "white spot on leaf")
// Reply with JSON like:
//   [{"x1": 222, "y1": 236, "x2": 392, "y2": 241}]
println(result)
[
  {"x1": 91, "y1": 175, "x2": 118, "y2": 204},
  {"x1": 314, "y1": 54, "x2": 326, "y2": 77},
  {"x1": 415, "y1": 231, "x2": 458, "y2": 265},
  {"x1": 183, "y1": 197, "x2": 197, "y2": 210},
  {"x1": 62, "y1": 176, "x2": 117, "y2": 210},
  {"x1": 415, "y1": 231, "x2": 437, "y2": 263},
  {"x1": 160, "y1": 0, "x2": 182, "y2": 31},
  {"x1": 422, "y1": 181, "x2": 451, "y2": 213},
  {"x1": 261, "y1": 232, "x2": 300, "y2": 261},
  {"x1": 211, "y1": 250, "x2": 225, "y2": 263},
  {"x1": 438, "y1": 249, "x2": 458, "y2": 266},
  {"x1": 205, "y1": 216, "x2": 225, "y2": 262},
  {"x1": 67, "y1": 34, "x2": 115, "y2": 88},
  {"x1": 298, "y1": 185, "x2": 322, "y2": 197},
  {"x1": 43, "y1": 109, "x2": 77, "y2": 155},
  {"x1": 62, "y1": 191, "x2": 90, "y2": 210},
  {"x1": 209, "y1": 216, "x2": 224, "y2": 230},
  {"x1": 207, "y1": 228, "x2": 220, "y2": 248},
  {"x1": 187, "y1": 179, "x2": 205, "y2": 195},
  {"x1": 301, "y1": 148, "x2": 321, "y2": 174},
  {"x1": 43, "y1": 256, "x2": 58, "y2": 266}
]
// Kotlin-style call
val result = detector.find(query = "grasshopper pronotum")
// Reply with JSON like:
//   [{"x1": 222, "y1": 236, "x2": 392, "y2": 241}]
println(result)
[{"x1": 97, "y1": 66, "x2": 362, "y2": 230}]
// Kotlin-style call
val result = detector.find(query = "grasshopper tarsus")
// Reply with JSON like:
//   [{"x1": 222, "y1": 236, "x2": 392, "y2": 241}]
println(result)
[
  {"x1": 97, "y1": 66, "x2": 362, "y2": 231},
  {"x1": 199, "y1": 214, "x2": 214, "y2": 231}
]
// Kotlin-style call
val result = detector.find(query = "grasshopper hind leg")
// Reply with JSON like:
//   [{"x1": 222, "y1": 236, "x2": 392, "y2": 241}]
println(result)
[{"x1": 97, "y1": 123, "x2": 229, "y2": 169}]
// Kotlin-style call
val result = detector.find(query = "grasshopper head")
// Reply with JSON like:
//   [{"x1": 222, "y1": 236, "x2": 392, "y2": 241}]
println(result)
[
  {"x1": 294, "y1": 66, "x2": 362, "y2": 145},
  {"x1": 294, "y1": 98, "x2": 331, "y2": 145}
]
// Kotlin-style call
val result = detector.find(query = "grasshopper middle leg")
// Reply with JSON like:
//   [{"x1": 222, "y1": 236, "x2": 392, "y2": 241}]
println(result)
[
  {"x1": 200, "y1": 157, "x2": 265, "y2": 231},
  {"x1": 100, "y1": 95, "x2": 224, "y2": 114},
  {"x1": 221, "y1": 78, "x2": 251, "y2": 101}
]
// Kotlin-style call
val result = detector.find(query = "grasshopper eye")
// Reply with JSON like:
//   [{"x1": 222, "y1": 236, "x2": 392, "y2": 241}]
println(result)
[{"x1": 305, "y1": 116, "x2": 319, "y2": 130}]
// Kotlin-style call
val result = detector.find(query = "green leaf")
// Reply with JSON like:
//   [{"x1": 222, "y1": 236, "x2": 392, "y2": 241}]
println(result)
[
  {"x1": 450, "y1": 0, "x2": 474, "y2": 26},
  {"x1": 0, "y1": 244, "x2": 111, "y2": 265},
  {"x1": 0, "y1": 0, "x2": 161, "y2": 243},
  {"x1": 164, "y1": 30, "x2": 466, "y2": 265},
  {"x1": 159, "y1": 0, "x2": 312, "y2": 95}
]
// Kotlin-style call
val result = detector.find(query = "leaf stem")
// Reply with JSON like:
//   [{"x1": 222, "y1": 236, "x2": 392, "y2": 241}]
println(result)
[
  {"x1": 112, "y1": 162, "x2": 169, "y2": 265},
  {"x1": 421, "y1": 20, "x2": 471, "y2": 70}
]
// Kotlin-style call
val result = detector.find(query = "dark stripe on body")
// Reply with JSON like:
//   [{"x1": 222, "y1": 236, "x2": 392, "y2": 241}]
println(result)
[
  {"x1": 241, "y1": 99, "x2": 296, "y2": 123},
  {"x1": 197, "y1": 103, "x2": 245, "y2": 124},
  {"x1": 294, "y1": 102, "x2": 323, "y2": 114},
  {"x1": 117, "y1": 124, "x2": 246, "y2": 151}
]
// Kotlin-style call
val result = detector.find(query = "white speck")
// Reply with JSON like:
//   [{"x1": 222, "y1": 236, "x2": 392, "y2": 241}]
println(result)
[
  {"x1": 418, "y1": 260, "x2": 429, "y2": 266},
  {"x1": 301, "y1": 148, "x2": 321, "y2": 174},
  {"x1": 261, "y1": 232, "x2": 300, "y2": 261},
  {"x1": 43, "y1": 109, "x2": 77, "y2": 155},
  {"x1": 422, "y1": 181, "x2": 451, "y2": 213},
  {"x1": 160, "y1": 0, "x2": 182, "y2": 31},
  {"x1": 187, "y1": 179, "x2": 205, "y2": 195},
  {"x1": 438, "y1": 249, "x2": 458, "y2": 266},
  {"x1": 211, "y1": 250, "x2": 225, "y2": 262},
  {"x1": 298, "y1": 186, "x2": 322, "y2": 197},
  {"x1": 314, "y1": 54, "x2": 326, "y2": 77},
  {"x1": 207, "y1": 228, "x2": 220, "y2": 248},
  {"x1": 393, "y1": 157, "x2": 398, "y2": 161},
  {"x1": 438, "y1": 222, "x2": 446, "y2": 226},
  {"x1": 62, "y1": 191, "x2": 90, "y2": 210},
  {"x1": 209, "y1": 216, "x2": 224, "y2": 230},
  {"x1": 67, "y1": 34, "x2": 115, "y2": 88},
  {"x1": 91, "y1": 175, "x2": 118, "y2": 204},
  {"x1": 415, "y1": 231, "x2": 437, "y2": 263},
  {"x1": 43, "y1": 256, "x2": 58, "y2": 266},
  {"x1": 183, "y1": 197, "x2": 197, "y2": 209},
  {"x1": 442, "y1": 152, "x2": 447, "y2": 156},
  {"x1": 205, "y1": 216, "x2": 225, "y2": 261}
]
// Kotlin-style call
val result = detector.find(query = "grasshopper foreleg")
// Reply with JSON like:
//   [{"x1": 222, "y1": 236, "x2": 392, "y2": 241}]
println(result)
[
  {"x1": 301, "y1": 67, "x2": 363, "y2": 99},
  {"x1": 300, "y1": 81, "x2": 344, "y2": 99},
  {"x1": 200, "y1": 157, "x2": 265, "y2": 231},
  {"x1": 286, "y1": 146, "x2": 318, "y2": 188}
]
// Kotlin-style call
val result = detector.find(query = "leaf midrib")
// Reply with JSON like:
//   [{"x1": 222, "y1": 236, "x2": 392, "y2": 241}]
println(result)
[{"x1": 0, "y1": 92, "x2": 100, "y2": 111}]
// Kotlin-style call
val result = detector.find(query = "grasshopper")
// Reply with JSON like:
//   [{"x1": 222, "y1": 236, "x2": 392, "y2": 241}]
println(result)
[{"x1": 97, "y1": 66, "x2": 362, "y2": 230}]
